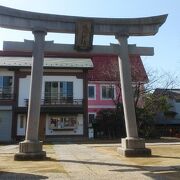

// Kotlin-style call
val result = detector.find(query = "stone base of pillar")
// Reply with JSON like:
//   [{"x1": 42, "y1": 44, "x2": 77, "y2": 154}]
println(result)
[
  {"x1": 14, "y1": 140, "x2": 46, "y2": 160},
  {"x1": 117, "y1": 138, "x2": 151, "y2": 157}
]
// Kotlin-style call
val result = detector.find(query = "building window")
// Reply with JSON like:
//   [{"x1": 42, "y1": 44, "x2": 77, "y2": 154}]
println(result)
[
  {"x1": 88, "y1": 113, "x2": 96, "y2": 125},
  {"x1": 0, "y1": 76, "x2": 13, "y2": 99},
  {"x1": 88, "y1": 85, "x2": 96, "y2": 99},
  {"x1": 60, "y1": 82, "x2": 73, "y2": 99},
  {"x1": 45, "y1": 82, "x2": 58, "y2": 100},
  {"x1": 49, "y1": 116, "x2": 77, "y2": 130},
  {"x1": 19, "y1": 115, "x2": 25, "y2": 129},
  {"x1": 101, "y1": 85, "x2": 115, "y2": 100},
  {"x1": 45, "y1": 81, "x2": 73, "y2": 103}
]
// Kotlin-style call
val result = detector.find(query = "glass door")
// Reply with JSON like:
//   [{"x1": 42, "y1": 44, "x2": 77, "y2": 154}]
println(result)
[
  {"x1": 60, "y1": 82, "x2": 73, "y2": 103},
  {"x1": 45, "y1": 82, "x2": 58, "y2": 104}
]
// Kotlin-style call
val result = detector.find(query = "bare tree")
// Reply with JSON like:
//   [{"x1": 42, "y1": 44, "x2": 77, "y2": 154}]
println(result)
[{"x1": 133, "y1": 68, "x2": 180, "y2": 109}]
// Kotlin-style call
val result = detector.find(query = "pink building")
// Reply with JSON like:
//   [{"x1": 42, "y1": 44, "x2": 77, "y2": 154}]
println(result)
[{"x1": 87, "y1": 55, "x2": 148, "y2": 126}]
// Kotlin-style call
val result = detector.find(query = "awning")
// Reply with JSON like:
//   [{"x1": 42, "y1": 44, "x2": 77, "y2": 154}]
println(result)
[{"x1": 0, "y1": 57, "x2": 93, "y2": 69}]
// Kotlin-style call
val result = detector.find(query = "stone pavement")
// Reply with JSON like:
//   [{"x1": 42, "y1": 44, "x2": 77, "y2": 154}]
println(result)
[
  {"x1": 0, "y1": 142, "x2": 180, "y2": 179},
  {"x1": 53, "y1": 143, "x2": 150, "y2": 180}
]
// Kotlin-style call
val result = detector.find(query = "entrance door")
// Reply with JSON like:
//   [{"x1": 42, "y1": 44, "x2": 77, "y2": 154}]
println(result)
[
  {"x1": 17, "y1": 114, "x2": 26, "y2": 136},
  {"x1": 45, "y1": 82, "x2": 58, "y2": 104}
]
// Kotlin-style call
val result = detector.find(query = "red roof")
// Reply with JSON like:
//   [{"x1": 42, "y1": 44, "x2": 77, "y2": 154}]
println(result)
[{"x1": 88, "y1": 55, "x2": 148, "y2": 82}]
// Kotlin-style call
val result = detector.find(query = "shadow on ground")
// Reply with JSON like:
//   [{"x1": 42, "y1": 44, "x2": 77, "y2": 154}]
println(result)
[
  {"x1": 46, "y1": 137, "x2": 180, "y2": 145},
  {"x1": 0, "y1": 171, "x2": 48, "y2": 179},
  {"x1": 151, "y1": 155, "x2": 180, "y2": 159},
  {"x1": 55, "y1": 159, "x2": 180, "y2": 180},
  {"x1": 49, "y1": 139, "x2": 122, "y2": 145}
]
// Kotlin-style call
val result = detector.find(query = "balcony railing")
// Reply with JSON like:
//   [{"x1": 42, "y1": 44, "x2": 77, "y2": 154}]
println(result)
[
  {"x1": 0, "y1": 87, "x2": 14, "y2": 100},
  {"x1": 24, "y1": 98, "x2": 83, "y2": 107},
  {"x1": 0, "y1": 93, "x2": 14, "y2": 100}
]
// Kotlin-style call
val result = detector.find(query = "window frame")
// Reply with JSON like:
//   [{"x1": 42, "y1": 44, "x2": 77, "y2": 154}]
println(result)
[
  {"x1": 100, "y1": 84, "x2": 116, "y2": 100},
  {"x1": 44, "y1": 81, "x2": 73, "y2": 100},
  {"x1": 88, "y1": 84, "x2": 96, "y2": 100},
  {"x1": 0, "y1": 76, "x2": 13, "y2": 99}
]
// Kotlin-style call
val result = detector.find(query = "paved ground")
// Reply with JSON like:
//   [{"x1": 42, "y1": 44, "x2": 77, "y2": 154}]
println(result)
[
  {"x1": 0, "y1": 140, "x2": 180, "y2": 179},
  {"x1": 53, "y1": 143, "x2": 150, "y2": 180}
]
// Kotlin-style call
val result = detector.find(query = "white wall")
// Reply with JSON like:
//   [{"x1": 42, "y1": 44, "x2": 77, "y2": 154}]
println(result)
[
  {"x1": 45, "y1": 114, "x2": 84, "y2": 135},
  {"x1": 18, "y1": 75, "x2": 83, "y2": 107},
  {"x1": 18, "y1": 76, "x2": 31, "y2": 106}
]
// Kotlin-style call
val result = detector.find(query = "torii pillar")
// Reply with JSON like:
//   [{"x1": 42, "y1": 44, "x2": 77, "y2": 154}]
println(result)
[
  {"x1": 116, "y1": 35, "x2": 151, "y2": 157},
  {"x1": 14, "y1": 30, "x2": 47, "y2": 160}
]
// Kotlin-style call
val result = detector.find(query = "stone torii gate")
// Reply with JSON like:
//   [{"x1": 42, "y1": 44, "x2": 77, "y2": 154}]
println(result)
[{"x1": 0, "y1": 6, "x2": 167, "y2": 159}]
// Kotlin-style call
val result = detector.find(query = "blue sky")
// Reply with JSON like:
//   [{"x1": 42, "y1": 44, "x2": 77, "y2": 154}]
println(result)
[{"x1": 0, "y1": 0, "x2": 179, "y2": 86}]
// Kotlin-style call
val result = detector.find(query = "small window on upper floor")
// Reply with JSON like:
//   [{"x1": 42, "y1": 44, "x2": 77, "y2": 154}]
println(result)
[
  {"x1": 0, "y1": 76, "x2": 13, "y2": 99},
  {"x1": 101, "y1": 85, "x2": 115, "y2": 100},
  {"x1": 88, "y1": 85, "x2": 96, "y2": 99}
]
